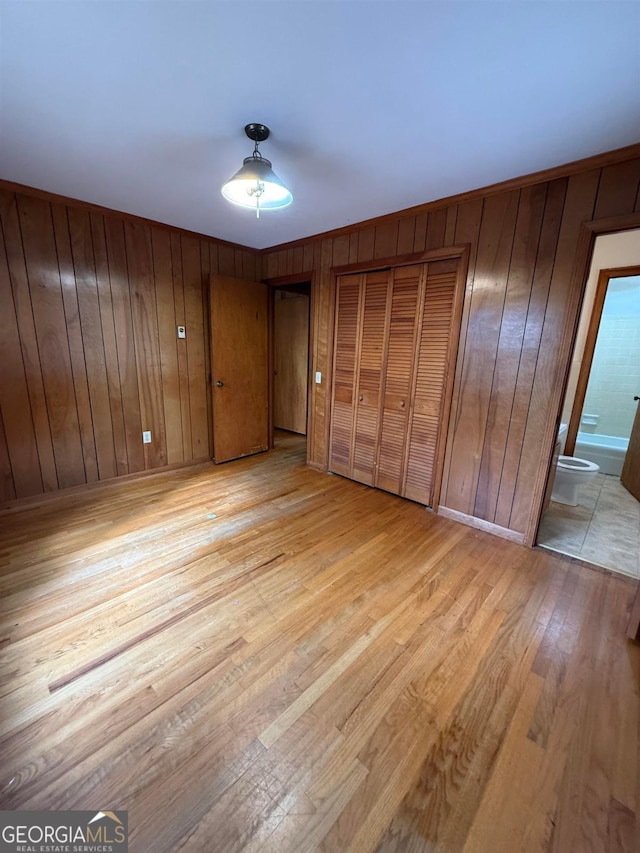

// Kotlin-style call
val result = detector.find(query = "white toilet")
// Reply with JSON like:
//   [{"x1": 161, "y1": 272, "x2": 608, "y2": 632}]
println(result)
[{"x1": 551, "y1": 454, "x2": 600, "y2": 506}]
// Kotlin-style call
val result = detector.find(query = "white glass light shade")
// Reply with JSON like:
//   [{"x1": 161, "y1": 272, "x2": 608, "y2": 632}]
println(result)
[{"x1": 221, "y1": 156, "x2": 293, "y2": 211}]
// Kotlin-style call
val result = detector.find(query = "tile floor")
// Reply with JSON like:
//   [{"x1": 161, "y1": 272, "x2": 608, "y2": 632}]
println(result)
[{"x1": 537, "y1": 473, "x2": 640, "y2": 579}]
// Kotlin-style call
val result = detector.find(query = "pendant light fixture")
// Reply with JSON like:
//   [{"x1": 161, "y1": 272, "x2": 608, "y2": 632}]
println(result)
[{"x1": 221, "y1": 123, "x2": 293, "y2": 218}]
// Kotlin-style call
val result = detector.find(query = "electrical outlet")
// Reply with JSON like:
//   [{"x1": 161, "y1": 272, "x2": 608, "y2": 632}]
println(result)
[
  {"x1": 177, "y1": 326, "x2": 186, "y2": 339},
  {"x1": 142, "y1": 430, "x2": 152, "y2": 444}
]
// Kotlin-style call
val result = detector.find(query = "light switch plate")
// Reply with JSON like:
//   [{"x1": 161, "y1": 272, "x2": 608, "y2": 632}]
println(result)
[
  {"x1": 315, "y1": 371, "x2": 322, "y2": 384},
  {"x1": 142, "y1": 430, "x2": 152, "y2": 444}
]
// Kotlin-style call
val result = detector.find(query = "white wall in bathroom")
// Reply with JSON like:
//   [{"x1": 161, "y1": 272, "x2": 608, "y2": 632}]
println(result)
[
  {"x1": 562, "y1": 230, "x2": 640, "y2": 431},
  {"x1": 582, "y1": 278, "x2": 640, "y2": 439}
]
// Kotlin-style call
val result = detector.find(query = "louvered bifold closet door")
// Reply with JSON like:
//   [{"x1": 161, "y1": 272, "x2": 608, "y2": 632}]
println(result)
[
  {"x1": 329, "y1": 274, "x2": 362, "y2": 477},
  {"x1": 375, "y1": 265, "x2": 423, "y2": 495},
  {"x1": 351, "y1": 270, "x2": 389, "y2": 485},
  {"x1": 403, "y1": 259, "x2": 458, "y2": 505}
]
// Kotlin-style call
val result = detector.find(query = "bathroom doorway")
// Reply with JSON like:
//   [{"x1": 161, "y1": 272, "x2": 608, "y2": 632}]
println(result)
[{"x1": 537, "y1": 231, "x2": 640, "y2": 579}]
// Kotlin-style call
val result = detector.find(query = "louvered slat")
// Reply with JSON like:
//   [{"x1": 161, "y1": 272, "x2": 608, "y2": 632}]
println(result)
[
  {"x1": 376, "y1": 265, "x2": 422, "y2": 494},
  {"x1": 404, "y1": 269, "x2": 457, "y2": 505},
  {"x1": 329, "y1": 276, "x2": 361, "y2": 476},
  {"x1": 352, "y1": 271, "x2": 389, "y2": 485}
]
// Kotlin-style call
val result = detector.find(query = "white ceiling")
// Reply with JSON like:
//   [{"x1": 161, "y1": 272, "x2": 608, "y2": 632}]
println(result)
[{"x1": 1, "y1": 1, "x2": 639, "y2": 251}]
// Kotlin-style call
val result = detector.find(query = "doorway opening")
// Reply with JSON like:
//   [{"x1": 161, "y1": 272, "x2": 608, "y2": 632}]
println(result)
[
  {"x1": 271, "y1": 282, "x2": 311, "y2": 451},
  {"x1": 537, "y1": 231, "x2": 640, "y2": 579}
]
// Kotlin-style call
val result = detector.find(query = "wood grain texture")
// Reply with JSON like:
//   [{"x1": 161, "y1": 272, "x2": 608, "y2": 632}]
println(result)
[
  {"x1": 263, "y1": 147, "x2": 640, "y2": 543},
  {"x1": 0, "y1": 187, "x2": 252, "y2": 501},
  {"x1": 210, "y1": 274, "x2": 268, "y2": 463},
  {"x1": 0, "y1": 432, "x2": 638, "y2": 852},
  {"x1": 3, "y1": 143, "x2": 640, "y2": 547},
  {"x1": 274, "y1": 292, "x2": 310, "y2": 435}
]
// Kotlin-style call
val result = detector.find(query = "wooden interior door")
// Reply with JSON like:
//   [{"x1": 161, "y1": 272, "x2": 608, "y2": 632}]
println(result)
[
  {"x1": 403, "y1": 259, "x2": 460, "y2": 505},
  {"x1": 210, "y1": 275, "x2": 268, "y2": 463},
  {"x1": 352, "y1": 270, "x2": 389, "y2": 485},
  {"x1": 621, "y1": 397, "x2": 640, "y2": 501},
  {"x1": 329, "y1": 257, "x2": 462, "y2": 506},
  {"x1": 274, "y1": 292, "x2": 309, "y2": 434},
  {"x1": 375, "y1": 265, "x2": 422, "y2": 494},
  {"x1": 329, "y1": 274, "x2": 362, "y2": 477}
]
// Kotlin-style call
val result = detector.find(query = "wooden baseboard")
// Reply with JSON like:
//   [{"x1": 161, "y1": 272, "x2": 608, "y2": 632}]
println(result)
[
  {"x1": 306, "y1": 460, "x2": 327, "y2": 473},
  {"x1": 0, "y1": 457, "x2": 213, "y2": 515},
  {"x1": 437, "y1": 506, "x2": 527, "y2": 545}
]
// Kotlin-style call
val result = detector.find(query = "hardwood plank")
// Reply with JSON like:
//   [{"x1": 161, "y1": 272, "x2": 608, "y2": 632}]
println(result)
[{"x1": 1, "y1": 433, "x2": 637, "y2": 852}]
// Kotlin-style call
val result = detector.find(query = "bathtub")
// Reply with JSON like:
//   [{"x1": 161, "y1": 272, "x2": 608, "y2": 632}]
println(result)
[{"x1": 574, "y1": 432, "x2": 629, "y2": 477}]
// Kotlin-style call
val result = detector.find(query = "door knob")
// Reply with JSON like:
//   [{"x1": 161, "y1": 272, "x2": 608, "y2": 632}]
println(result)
[
  {"x1": 216, "y1": 380, "x2": 224, "y2": 388},
  {"x1": 634, "y1": 395, "x2": 639, "y2": 401}
]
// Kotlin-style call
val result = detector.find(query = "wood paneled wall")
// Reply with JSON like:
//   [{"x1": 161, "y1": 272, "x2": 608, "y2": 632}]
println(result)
[
  {"x1": 0, "y1": 186, "x2": 260, "y2": 502},
  {"x1": 262, "y1": 147, "x2": 640, "y2": 542}
]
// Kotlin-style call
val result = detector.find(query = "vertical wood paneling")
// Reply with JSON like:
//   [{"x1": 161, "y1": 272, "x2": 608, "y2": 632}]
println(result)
[
  {"x1": 374, "y1": 221, "x2": 398, "y2": 259},
  {"x1": 413, "y1": 212, "x2": 428, "y2": 252},
  {"x1": 152, "y1": 227, "x2": 183, "y2": 465},
  {"x1": 68, "y1": 207, "x2": 117, "y2": 480},
  {"x1": 0, "y1": 410, "x2": 16, "y2": 502},
  {"x1": 124, "y1": 220, "x2": 167, "y2": 470},
  {"x1": 181, "y1": 236, "x2": 209, "y2": 458},
  {"x1": 0, "y1": 186, "x2": 254, "y2": 502},
  {"x1": 473, "y1": 184, "x2": 547, "y2": 521},
  {"x1": 104, "y1": 216, "x2": 145, "y2": 474},
  {"x1": 332, "y1": 234, "x2": 350, "y2": 267},
  {"x1": 18, "y1": 195, "x2": 85, "y2": 488},
  {"x1": 444, "y1": 191, "x2": 519, "y2": 515},
  {"x1": 259, "y1": 148, "x2": 640, "y2": 541},
  {"x1": 357, "y1": 227, "x2": 375, "y2": 262},
  {"x1": 509, "y1": 170, "x2": 600, "y2": 532},
  {"x1": 593, "y1": 159, "x2": 640, "y2": 219},
  {"x1": 493, "y1": 178, "x2": 567, "y2": 528},
  {"x1": 90, "y1": 212, "x2": 129, "y2": 476},
  {"x1": 218, "y1": 244, "x2": 235, "y2": 277},
  {"x1": 49, "y1": 205, "x2": 99, "y2": 483},
  {"x1": 304, "y1": 243, "x2": 315, "y2": 272},
  {"x1": 4, "y1": 145, "x2": 639, "y2": 524},
  {"x1": 425, "y1": 207, "x2": 447, "y2": 250},
  {"x1": 0, "y1": 220, "x2": 43, "y2": 498},
  {"x1": 396, "y1": 217, "x2": 416, "y2": 256},
  {"x1": 172, "y1": 232, "x2": 192, "y2": 461},
  {"x1": 0, "y1": 194, "x2": 58, "y2": 492},
  {"x1": 439, "y1": 199, "x2": 483, "y2": 504},
  {"x1": 200, "y1": 241, "x2": 214, "y2": 460}
]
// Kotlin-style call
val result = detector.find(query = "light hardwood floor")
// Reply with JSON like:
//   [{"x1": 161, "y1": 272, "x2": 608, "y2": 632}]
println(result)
[{"x1": 1, "y1": 432, "x2": 639, "y2": 852}]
